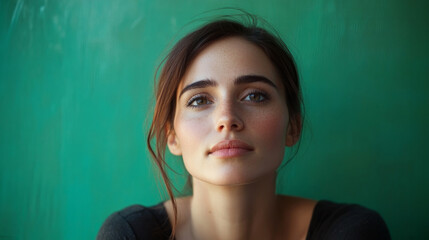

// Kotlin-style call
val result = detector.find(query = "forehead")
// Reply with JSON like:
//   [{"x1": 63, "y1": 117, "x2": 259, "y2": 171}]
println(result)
[{"x1": 179, "y1": 37, "x2": 282, "y2": 90}]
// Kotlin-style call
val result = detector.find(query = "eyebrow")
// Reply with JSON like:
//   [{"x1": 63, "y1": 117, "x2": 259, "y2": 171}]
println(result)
[
  {"x1": 179, "y1": 74, "x2": 278, "y2": 97},
  {"x1": 234, "y1": 75, "x2": 277, "y2": 89},
  {"x1": 179, "y1": 79, "x2": 217, "y2": 97}
]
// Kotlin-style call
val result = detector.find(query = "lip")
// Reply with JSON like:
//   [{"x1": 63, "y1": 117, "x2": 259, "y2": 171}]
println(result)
[{"x1": 209, "y1": 140, "x2": 254, "y2": 158}]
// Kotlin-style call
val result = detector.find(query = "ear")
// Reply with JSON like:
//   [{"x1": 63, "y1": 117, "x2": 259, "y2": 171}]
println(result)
[
  {"x1": 285, "y1": 115, "x2": 302, "y2": 147},
  {"x1": 167, "y1": 129, "x2": 182, "y2": 156}
]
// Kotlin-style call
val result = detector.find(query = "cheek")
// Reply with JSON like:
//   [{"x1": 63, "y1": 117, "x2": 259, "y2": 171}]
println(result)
[
  {"x1": 174, "y1": 113, "x2": 213, "y2": 176},
  {"x1": 252, "y1": 110, "x2": 288, "y2": 151},
  {"x1": 174, "y1": 112, "x2": 211, "y2": 154}
]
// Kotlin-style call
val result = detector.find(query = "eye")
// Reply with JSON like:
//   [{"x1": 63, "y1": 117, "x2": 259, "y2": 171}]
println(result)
[
  {"x1": 242, "y1": 91, "x2": 269, "y2": 103},
  {"x1": 186, "y1": 94, "x2": 213, "y2": 108}
]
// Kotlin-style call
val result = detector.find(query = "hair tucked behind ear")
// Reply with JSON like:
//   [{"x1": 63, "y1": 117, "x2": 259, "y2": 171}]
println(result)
[{"x1": 147, "y1": 13, "x2": 304, "y2": 240}]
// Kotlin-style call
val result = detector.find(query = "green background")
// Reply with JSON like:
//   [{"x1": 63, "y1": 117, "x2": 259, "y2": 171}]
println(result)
[{"x1": 1, "y1": 0, "x2": 428, "y2": 239}]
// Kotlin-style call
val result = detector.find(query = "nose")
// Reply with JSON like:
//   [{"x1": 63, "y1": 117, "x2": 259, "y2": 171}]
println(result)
[{"x1": 215, "y1": 101, "x2": 244, "y2": 132}]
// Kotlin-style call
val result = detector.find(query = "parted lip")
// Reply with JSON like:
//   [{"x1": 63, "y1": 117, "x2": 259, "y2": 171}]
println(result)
[{"x1": 209, "y1": 139, "x2": 254, "y2": 154}]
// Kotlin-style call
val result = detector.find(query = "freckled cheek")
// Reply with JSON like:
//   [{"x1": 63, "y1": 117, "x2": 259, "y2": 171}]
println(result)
[
  {"x1": 174, "y1": 113, "x2": 212, "y2": 153},
  {"x1": 251, "y1": 111, "x2": 288, "y2": 151}
]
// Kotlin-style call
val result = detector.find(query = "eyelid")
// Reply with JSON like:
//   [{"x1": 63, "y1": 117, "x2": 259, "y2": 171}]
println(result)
[
  {"x1": 184, "y1": 88, "x2": 270, "y2": 108},
  {"x1": 241, "y1": 89, "x2": 270, "y2": 101},
  {"x1": 186, "y1": 93, "x2": 213, "y2": 108}
]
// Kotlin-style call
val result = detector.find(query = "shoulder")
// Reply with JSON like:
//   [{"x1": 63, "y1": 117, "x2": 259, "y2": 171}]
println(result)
[
  {"x1": 163, "y1": 196, "x2": 192, "y2": 226},
  {"x1": 276, "y1": 195, "x2": 318, "y2": 239},
  {"x1": 96, "y1": 203, "x2": 171, "y2": 240},
  {"x1": 307, "y1": 200, "x2": 391, "y2": 240}
]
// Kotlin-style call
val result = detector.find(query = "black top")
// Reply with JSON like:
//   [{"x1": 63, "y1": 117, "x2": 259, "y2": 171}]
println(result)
[{"x1": 97, "y1": 200, "x2": 391, "y2": 240}]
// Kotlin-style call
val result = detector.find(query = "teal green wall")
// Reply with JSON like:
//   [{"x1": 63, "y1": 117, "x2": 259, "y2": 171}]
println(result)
[{"x1": 1, "y1": 0, "x2": 428, "y2": 239}]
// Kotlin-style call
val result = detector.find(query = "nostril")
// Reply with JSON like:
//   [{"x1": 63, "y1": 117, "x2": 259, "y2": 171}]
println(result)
[
  {"x1": 217, "y1": 124, "x2": 225, "y2": 131},
  {"x1": 215, "y1": 114, "x2": 244, "y2": 132}
]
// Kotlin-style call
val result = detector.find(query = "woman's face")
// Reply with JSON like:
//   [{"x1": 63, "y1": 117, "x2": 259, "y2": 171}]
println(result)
[{"x1": 167, "y1": 37, "x2": 298, "y2": 186}]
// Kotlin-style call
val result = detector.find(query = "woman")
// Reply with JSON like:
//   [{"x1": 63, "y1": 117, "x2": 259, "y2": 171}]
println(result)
[{"x1": 97, "y1": 15, "x2": 390, "y2": 240}]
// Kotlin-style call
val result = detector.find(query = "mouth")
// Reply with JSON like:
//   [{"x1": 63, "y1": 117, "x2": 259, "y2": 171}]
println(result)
[{"x1": 208, "y1": 139, "x2": 254, "y2": 158}]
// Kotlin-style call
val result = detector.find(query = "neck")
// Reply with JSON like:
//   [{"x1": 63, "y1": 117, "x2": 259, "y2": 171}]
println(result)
[{"x1": 188, "y1": 173, "x2": 281, "y2": 240}]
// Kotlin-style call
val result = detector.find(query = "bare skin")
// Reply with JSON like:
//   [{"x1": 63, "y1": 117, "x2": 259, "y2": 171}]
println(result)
[
  {"x1": 164, "y1": 190, "x2": 317, "y2": 240},
  {"x1": 164, "y1": 37, "x2": 317, "y2": 240}
]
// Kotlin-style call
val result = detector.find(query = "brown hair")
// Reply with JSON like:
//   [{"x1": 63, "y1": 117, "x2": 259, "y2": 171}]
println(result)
[{"x1": 146, "y1": 15, "x2": 303, "y2": 239}]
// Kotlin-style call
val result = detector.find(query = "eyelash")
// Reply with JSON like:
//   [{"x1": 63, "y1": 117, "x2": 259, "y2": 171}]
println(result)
[
  {"x1": 243, "y1": 90, "x2": 270, "y2": 103},
  {"x1": 186, "y1": 94, "x2": 212, "y2": 108},
  {"x1": 185, "y1": 90, "x2": 270, "y2": 108}
]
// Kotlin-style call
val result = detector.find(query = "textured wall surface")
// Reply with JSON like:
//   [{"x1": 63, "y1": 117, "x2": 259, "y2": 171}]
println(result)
[{"x1": 0, "y1": 0, "x2": 428, "y2": 239}]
